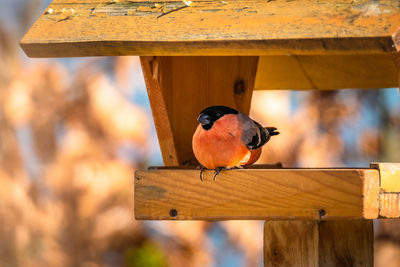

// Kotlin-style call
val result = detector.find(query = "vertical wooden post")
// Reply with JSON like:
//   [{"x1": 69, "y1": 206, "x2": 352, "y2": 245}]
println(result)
[
  {"x1": 140, "y1": 56, "x2": 258, "y2": 165},
  {"x1": 264, "y1": 220, "x2": 373, "y2": 267}
]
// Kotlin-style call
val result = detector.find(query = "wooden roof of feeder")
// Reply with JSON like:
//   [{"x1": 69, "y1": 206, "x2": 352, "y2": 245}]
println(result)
[{"x1": 21, "y1": 0, "x2": 400, "y2": 90}]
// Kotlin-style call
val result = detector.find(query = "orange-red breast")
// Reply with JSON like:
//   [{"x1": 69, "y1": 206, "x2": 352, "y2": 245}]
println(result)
[{"x1": 192, "y1": 106, "x2": 279, "y2": 180}]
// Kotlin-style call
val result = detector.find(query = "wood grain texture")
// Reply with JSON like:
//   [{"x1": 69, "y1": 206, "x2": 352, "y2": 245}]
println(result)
[
  {"x1": 371, "y1": 162, "x2": 400, "y2": 192},
  {"x1": 362, "y1": 169, "x2": 380, "y2": 219},
  {"x1": 264, "y1": 221, "x2": 318, "y2": 267},
  {"x1": 254, "y1": 54, "x2": 399, "y2": 90},
  {"x1": 318, "y1": 220, "x2": 373, "y2": 267},
  {"x1": 379, "y1": 193, "x2": 400, "y2": 218},
  {"x1": 264, "y1": 220, "x2": 373, "y2": 267},
  {"x1": 20, "y1": 0, "x2": 400, "y2": 57},
  {"x1": 141, "y1": 56, "x2": 257, "y2": 165},
  {"x1": 134, "y1": 169, "x2": 380, "y2": 220}
]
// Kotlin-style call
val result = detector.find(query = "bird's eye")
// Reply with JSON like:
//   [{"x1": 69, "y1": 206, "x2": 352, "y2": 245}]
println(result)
[{"x1": 216, "y1": 112, "x2": 222, "y2": 117}]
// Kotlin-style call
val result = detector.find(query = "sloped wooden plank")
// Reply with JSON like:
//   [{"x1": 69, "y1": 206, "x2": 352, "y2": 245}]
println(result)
[
  {"x1": 264, "y1": 220, "x2": 373, "y2": 267},
  {"x1": 20, "y1": 0, "x2": 400, "y2": 57},
  {"x1": 140, "y1": 56, "x2": 179, "y2": 165},
  {"x1": 140, "y1": 56, "x2": 257, "y2": 165},
  {"x1": 134, "y1": 169, "x2": 380, "y2": 220}
]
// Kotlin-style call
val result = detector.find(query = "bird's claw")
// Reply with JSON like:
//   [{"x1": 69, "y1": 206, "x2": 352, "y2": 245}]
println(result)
[
  {"x1": 199, "y1": 166, "x2": 205, "y2": 182},
  {"x1": 213, "y1": 167, "x2": 225, "y2": 181},
  {"x1": 199, "y1": 166, "x2": 227, "y2": 181}
]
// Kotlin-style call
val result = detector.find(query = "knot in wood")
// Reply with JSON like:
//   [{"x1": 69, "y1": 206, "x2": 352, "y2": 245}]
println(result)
[{"x1": 234, "y1": 80, "x2": 245, "y2": 95}]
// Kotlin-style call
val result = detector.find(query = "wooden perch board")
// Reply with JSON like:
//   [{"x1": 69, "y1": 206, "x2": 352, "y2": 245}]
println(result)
[
  {"x1": 21, "y1": 0, "x2": 400, "y2": 57},
  {"x1": 134, "y1": 168, "x2": 380, "y2": 220}
]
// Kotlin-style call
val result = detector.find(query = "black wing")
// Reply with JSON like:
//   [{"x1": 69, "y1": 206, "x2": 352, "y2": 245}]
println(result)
[{"x1": 245, "y1": 121, "x2": 279, "y2": 150}]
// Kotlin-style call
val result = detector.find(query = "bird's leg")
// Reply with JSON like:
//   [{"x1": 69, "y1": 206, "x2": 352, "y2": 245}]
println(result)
[{"x1": 213, "y1": 167, "x2": 225, "y2": 181}]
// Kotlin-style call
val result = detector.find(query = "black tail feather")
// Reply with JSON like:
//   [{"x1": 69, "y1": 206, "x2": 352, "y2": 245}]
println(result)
[{"x1": 265, "y1": 127, "x2": 280, "y2": 136}]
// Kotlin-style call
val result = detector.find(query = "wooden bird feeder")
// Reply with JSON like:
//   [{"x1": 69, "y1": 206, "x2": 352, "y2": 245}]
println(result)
[{"x1": 21, "y1": 0, "x2": 400, "y2": 265}]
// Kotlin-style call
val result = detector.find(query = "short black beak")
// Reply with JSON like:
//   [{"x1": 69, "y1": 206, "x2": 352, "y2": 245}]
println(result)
[{"x1": 198, "y1": 114, "x2": 210, "y2": 125}]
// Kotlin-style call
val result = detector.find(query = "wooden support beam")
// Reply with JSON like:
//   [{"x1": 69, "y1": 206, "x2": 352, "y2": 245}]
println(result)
[
  {"x1": 140, "y1": 56, "x2": 257, "y2": 165},
  {"x1": 134, "y1": 168, "x2": 380, "y2": 220},
  {"x1": 20, "y1": 0, "x2": 400, "y2": 57},
  {"x1": 264, "y1": 220, "x2": 373, "y2": 267}
]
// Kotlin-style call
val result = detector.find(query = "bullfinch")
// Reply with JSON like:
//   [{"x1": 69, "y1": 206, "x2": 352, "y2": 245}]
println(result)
[{"x1": 192, "y1": 105, "x2": 279, "y2": 181}]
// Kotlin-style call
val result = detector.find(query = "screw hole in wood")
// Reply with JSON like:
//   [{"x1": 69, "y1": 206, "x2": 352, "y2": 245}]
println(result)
[
  {"x1": 169, "y1": 209, "x2": 178, "y2": 217},
  {"x1": 319, "y1": 209, "x2": 326, "y2": 218}
]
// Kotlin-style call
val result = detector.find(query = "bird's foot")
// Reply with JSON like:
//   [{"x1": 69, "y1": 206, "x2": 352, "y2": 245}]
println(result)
[{"x1": 213, "y1": 167, "x2": 225, "y2": 181}]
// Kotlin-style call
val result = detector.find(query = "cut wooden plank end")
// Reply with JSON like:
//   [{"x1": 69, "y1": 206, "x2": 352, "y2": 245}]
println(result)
[
  {"x1": 379, "y1": 193, "x2": 400, "y2": 218},
  {"x1": 362, "y1": 169, "x2": 380, "y2": 219},
  {"x1": 370, "y1": 162, "x2": 400, "y2": 192}
]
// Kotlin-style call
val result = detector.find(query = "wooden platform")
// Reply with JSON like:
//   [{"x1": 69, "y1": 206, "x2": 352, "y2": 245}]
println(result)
[{"x1": 134, "y1": 164, "x2": 400, "y2": 220}]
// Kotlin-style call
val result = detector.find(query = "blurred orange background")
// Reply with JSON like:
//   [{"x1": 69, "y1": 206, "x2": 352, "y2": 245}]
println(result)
[{"x1": 0, "y1": 1, "x2": 399, "y2": 267}]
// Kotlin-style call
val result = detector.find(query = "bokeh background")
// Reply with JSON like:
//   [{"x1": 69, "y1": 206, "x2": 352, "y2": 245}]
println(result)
[{"x1": 0, "y1": 1, "x2": 399, "y2": 266}]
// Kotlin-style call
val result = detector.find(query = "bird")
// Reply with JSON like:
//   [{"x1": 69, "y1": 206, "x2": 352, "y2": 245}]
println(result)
[{"x1": 192, "y1": 105, "x2": 279, "y2": 181}]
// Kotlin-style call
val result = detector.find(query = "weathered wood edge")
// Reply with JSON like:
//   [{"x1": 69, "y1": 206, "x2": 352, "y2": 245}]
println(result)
[{"x1": 20, "y1": 37, "x2": 398, "y2": 58}]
